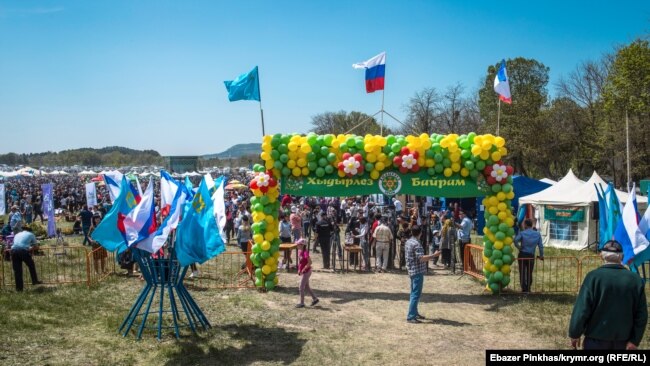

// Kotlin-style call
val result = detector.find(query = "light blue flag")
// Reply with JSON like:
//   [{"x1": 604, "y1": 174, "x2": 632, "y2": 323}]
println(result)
[
  {"x1": 605, "y1": 183, "x2": 622, "y2": 245},
  {"x1": 595, "y1": 184, "x2": 609, "y2": 249},
  {"x1": 91, "y1": 177, "x2": 138, "y2": 253},
  {"x1": 224, "y1": 66, "x2": 261, "y2": 102},
  {"x1": 175, "y1": 177, "x2": 226, "y2": 266}
]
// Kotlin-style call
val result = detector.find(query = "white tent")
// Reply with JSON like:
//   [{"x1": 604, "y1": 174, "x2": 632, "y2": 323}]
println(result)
[
  {"x1": 78, "y1": 170, "x2": 98, "y2": 176},
  {"x1": 16, "y1": 166, "x2": 46, "y2": 176},
  {"x1": 539, "y1": 177, "x2": 557, "y2": 185},
  {"x1": 519, "y1": 170, "x2": 647, "y2": 249}
]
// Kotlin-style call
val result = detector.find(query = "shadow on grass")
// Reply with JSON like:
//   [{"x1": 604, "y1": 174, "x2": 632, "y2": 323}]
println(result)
[{"x1": 163, "y1": 323, "x2": 306, "y2": 366}]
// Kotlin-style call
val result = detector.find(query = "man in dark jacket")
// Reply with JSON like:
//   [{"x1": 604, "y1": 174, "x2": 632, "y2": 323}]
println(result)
[
  {"x1": 314, "y1": 212, "x2": 334, "y2": 269},
  {"x1": 569, "y1": 240, "x2": 647, "y2": 350}
]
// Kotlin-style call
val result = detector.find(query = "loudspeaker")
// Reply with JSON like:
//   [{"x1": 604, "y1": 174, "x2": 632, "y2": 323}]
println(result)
[{"x1": 592, "y1": 202, "x2": 599, "y2": 220}]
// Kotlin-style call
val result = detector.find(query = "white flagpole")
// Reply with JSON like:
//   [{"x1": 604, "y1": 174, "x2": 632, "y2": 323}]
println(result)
[
  {"x1": 626, "y1": 109, "x2": 630, "y2": 192},
  {"x1": 496, "y1": 99, "x2": 501, "y2": 136},
  {"x1": 380, "y1": 89, "x2": 385, "y2": 136}
]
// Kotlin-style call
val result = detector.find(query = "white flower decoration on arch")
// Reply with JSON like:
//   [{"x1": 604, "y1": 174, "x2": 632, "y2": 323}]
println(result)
[
  {"x1": 343, "y1": 156, "x2": 361, "y2": 175},
  {"x1": 401, "y1": 154, "x2": 416, "y2": 169},
  {"x1": 254, "y1": 173, "x2": 270, "y2": 187},
  {"x1": 491, "y1": 163, "x2": 508, "y2": 182}
]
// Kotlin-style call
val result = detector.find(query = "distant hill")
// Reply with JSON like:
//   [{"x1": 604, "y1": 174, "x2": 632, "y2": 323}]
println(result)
[
  {"x1": 0, "y1": 146, "x2": 164, "y2": 167},
  {"x1": 203, "y1": 143, "x2": 261, "y2": 159}
]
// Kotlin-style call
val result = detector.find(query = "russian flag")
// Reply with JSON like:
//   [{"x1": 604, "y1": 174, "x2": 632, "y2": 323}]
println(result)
[
  {"x1": 137, "y1": 179, "x2": 189, "y2": 253},
  {"x1": 493, "y1": 59, "x2": 512, "y2": 104},
  {"x1": 614, "y1": 186, "x2": 649, "y2": 264},
  {"x1": 160, "y1": 170, "x2": 180, "y2": 219},
  {"x1": 353, "y1": 52, "x2": 386, "y2": 93}
]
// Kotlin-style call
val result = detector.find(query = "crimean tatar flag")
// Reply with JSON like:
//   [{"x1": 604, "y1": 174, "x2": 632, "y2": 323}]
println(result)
[
  {"x1": 224, "y1": 66, "x2": 261, "y2": 102},
  {"x1": 493, "y1": 59, "x2": 512, "y2": 104},
  {"x1": 353, "y1": 52, "x2": 386, "y2": 93}
]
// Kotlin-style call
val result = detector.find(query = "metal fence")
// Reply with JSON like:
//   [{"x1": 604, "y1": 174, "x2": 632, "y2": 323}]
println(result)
[
  {"x1": 463, "y1": 244, "x2": 606, "y2": 294},
  {"x1": 184, "y1": 250, "x2": 256, "y2": 289}
]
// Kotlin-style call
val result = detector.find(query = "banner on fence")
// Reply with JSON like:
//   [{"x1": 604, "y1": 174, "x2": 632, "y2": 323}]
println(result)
[
  {"x1": 85, "y1": 182, "x2": 97, "y2": 208},
  {"x1": 0, "y1": 184, "x2": 5, "y2": 216},
  {"x1": 42, "y1": 183, "x2": 56, "y2": 237},
  {"x1": 544, "y1": 205, "x2": 585, "y2": 222}
]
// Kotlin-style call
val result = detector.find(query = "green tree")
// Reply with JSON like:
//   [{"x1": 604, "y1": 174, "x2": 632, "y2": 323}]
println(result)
[
  {"x1": 478, "y1": 57, "x2": 550, "y2": 176},
  {"x1": 309, "y1": 111, "x2": 390, "y2": 135},
  {"x1": 602, "y1": 39, "x2": 650, "y2": 187}
]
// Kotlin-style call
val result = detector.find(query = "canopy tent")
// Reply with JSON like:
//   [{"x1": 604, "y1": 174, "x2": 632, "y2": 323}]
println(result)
[
  {"x1": 539, "y1": 178, "x2": 557, "y2": 185},
  {"x1": 78, "y1": 170, "x2": 98, "y2": 175},
  {"x1": 519, "y1": 170, "x2": 647, "y2": 249},
  {"x1": 16, "y1": 167, "x2": 46, "y2": 176}
]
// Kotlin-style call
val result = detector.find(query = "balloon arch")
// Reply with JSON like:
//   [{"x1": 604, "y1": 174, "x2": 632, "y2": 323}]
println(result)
[{"x1": 248, "y1": 133, "x2": 515, "y2": 294}]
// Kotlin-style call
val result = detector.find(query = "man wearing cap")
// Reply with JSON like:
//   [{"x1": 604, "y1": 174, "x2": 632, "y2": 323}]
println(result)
[
  {"x1": 373, "y1": 217, "x2": 393, "y2": 273},
  {"x1": 11, "y1": 226, "x2": 42, "y2": 291},
  {"x1": 569, "y1": 240, "x2": 647, "y2": 350}
]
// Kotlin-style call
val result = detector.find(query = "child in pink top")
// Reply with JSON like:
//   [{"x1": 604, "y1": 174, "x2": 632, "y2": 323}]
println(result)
[{"x1": 295, "y1": 238, "x2": 319, "y2": 308}]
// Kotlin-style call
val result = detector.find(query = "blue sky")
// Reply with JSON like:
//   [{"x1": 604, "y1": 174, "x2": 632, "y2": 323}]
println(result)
[{"x1": 1, "y1": 1, "x2": 648, "y2": 156}]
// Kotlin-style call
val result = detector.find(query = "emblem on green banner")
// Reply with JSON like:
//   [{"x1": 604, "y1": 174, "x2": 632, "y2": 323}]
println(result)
[{"x1": 378, "y1": 172, "x2": 402, "y2": 196}]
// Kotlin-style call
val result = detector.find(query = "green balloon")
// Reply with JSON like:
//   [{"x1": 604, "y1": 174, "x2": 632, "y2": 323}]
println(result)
[
  {"x1": 323, "y1": 134, "x2": 334, "y2": 146},
  {"x1": 272, "y1": 238, "x2": 281, "y2": 246},
  {"x1": 483, "y1": 268, "x2": 491, "y2": 277},
  {"x1": 502, "y1": 254, "x2": 512, "y2": 265},
  {"x1": 489, "y1": 282, "x2": 500, "y2": 293},
  {"x1": 260, "y1": 251, "x2": 270, "y2": 260},
  {"x1": 340, "y1": 144, "x2": 349, "y2": 153},
  {"x1": 259, "y1": 221, "x2": 267, "y2": 231},
  {"x1": 263, "y1": 206, "x2": 273, "y2": 215},
  {"x1": 488, "y1": 225, "x2": 498, "y2": 234},
  {"x1": 432, "y1": 143, "x2": 441, "y2": 153},
  {"x1": 484, "y1": 249, "x2": 493, "y2": 258},
  {"x1": 459, "y1": 139, "x2": 470, "y2": 149},
  {"x1": 251, "y1": 254, "x2": 260, "y2": 267},
  {"x1": 493, "y1": 259, "x2": 503, "y2": 268},
  {"x1": 307, "y1": 134, "x2": 317, "y2": 145},
  {"x1": 318, "y1": 158, "x2": 328, "y2": 167},
  {"x1": 443, "y1": 158, "x2": 451, "y2": 167},
  {"x1": 281, "y1": 167, "x2": 291, "y2": 176},
  {"x1": 253, "y1": 203, "x2": 263, "y2": 212},
  {"x1": 425, "y1": 149, "x2": 435, "y2": 158},
  {"x1": 470, "y1": 170, "x2": 479, "y2": 178},
  {"x1": 467, "y1": 132, "x2": 476, "y2": 142},
  {"x1": 493, "y1": 271, "x2": 504, "y2": 282},
  {"x1": 355, "y1": 140, "x2": 364, "y2": 150},
  {"x1": 316, "y1": 167, "x2": 325, "y2": 177},
  {"x1": 266, "y1": 272, "x2": 276, "y2": 281},
  {"x1": 427, "y1": 167, "x2": 436, "y2": 176},
  {"x1": 391, "y1": 143, "x2": 401, "y2": 153},
  {"x1": 278, "y1": 144, "x2": 288, "y2": 154},
  {"x1": 365, "y1": 163, "x2": 374, "y2": 172},
  {"x1": 498, "y1": 223, "x2": 509, "y2": 232},
  {"x1": 270, "y1": 150, "x2": 280, "y2": 160},
  {"x1": 491, "y1": 183, "x2": 502, "y2": 193},
  {"x1": 307, "y1": 152, "x2": 316, "y2": 161},
  {"x1": 488, "y1": 215, "x2": 499, "y2": 226},
  {"x1": 386, "y1": 135, "x2": 396, "y2": 145},
  {"x1": 495, "y1": 231, "x2": 506, "y2": 241},
  {"x1": 252, "y1": 244, "x2": 261, "y2": 253},
  {"x1": 320, "y1": 146, "x2": 330, "y2": 156},
  {"x1": 502, "y1": 245, "x2": 512, "y2": 255},
  {"x1": 308, "y1": 161, "x2": 317, "y2": 171},
  {"x1": 281, "y1": 134, "x2": 291, "y2": 144},
  {"x1": 502, "y1": 183, "x2": 512, "y2": 193},
  {"x1": 324, "y1": 165, "x2": 334, "y2": 174},
  {"x1": 501, "y1": 275, "x2": 510, "y2": 287},
  {"x1": 475, "y1": 161, "x2": 485, "y2": 170},
  {"x1": 280, "y1": 154, "x2": 289, "y2": 163},
  {"x1": 265, "y1": 280, "x2": 275, "y2": 290},
  {"x1": 464, "y1": 160, "x2": 474, "y2": 170},
  {"x1": 271, "y1": 137, "x2": 280, "y2": 148},
  {"x1": 484, "y1": 241, "x2": 493, "y2": 250},
  {"x1": 491, "y1": 249, "x2": 503, "y2": 259},
  {"x1": 396, "y1": 136, "x2": 406, "y2": 145},
  {"x1": 434, "y1": 153, "x2": 443, "y2": 163},
  {"x1": 312, "y1": 143, "x2": 321, "y2": 152},
  {"x1": 434, "y1": 165, "x2": 444, "y2": 173},
  {"x1": 507, "y1": 228, "x2": 515, "y2": 237},
  {"x1": 346, "y1": 138, "x2": 356, "y2": 147},
  {"x1": 255, "y1": 268, "x2": 262, "y2": 277},
  {"x1": 327, "y1": 152, "x2": 336, "y2": 162},
  {"x1": 260, "y1": 196, "x2": 269, "y2": 205},
  {"x1": 273, "y1": 161, "x2": 283, "y2": 170},
  {"x1": 255, "y1": 278, "x2": 263, "y2": 287}
]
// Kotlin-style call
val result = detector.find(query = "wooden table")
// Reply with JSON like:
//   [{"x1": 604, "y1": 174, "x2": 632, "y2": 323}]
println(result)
[
  {"x1": 344, "y1": 245, "x2": 362, "y2": 272},
  {"x1": 279, "y1": 243, "x2": 298, "y2": 271}
]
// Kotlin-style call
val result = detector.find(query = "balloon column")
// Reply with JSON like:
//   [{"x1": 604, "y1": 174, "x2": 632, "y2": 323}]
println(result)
[{"x1": 255, "y1": 132, "x2": 514, "y2": 293}]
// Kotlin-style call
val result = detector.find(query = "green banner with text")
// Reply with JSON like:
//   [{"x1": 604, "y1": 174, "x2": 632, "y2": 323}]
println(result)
[
  {"x1": 280, "y1": 171, "x2": 489, "y2": 198},
  {"x1": 544, "y1": 205, "x2": 585, "y2": 222}
]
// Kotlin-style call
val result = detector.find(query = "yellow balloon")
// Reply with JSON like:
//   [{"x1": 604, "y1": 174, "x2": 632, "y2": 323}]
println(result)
[
  {"x1": 494, "y1": 241, "x2": 504, "y2": 250},
  {"x1": 367, "y1": 153, "x2": 377, "y2": 163},
  {"x1": 491, "y1": 151, "x2": 502, "y2": 162},
  {"x1": 417, "y1": 157, "x2": 425, "y2": 166},
  {"x1": 448, "y1": 143, "x2": 459, "y2": 153},
  {"x1": 253, "y1": 234, "x2": 263, "y2": 244},
  {"x1": 460, "y1": 168, "x2": 469, "y2": 177},
  {"x1": 479, "y1": 150, "x2": 490, "y2": 160},
  {"x1": 263, "y1": 135, "x2": 272, "y2": 143},
  {"x1": 296, "y1": 158, "x2": 306, "y2": 167},
  {"x1": 273, "y1": 251, "x2": 281, "y2": 259},
  {"x1": 292, "y1": 167, "x2": 301, "y2": 177},
  {"x1": 471, "y1": 145, "x2": 482, "y2": 156},
  {"x1": 375, "y1": 161, "x2": 385, "y2": 171},
  {"x1": 265, "y1": 160, "x2": 274, "y2": 170},
  {"x1": 483, "y1": 227, "x2": 490, "y2": 235},
  {"x1": 338, "y1": 170, "x2": 346, "y2": 177},
  {"x1": 499, "y1": 147, "x2": 508, "y2": 156},
  {"x1": 300, "y1": 144, "x2": 311, "y2": 153},
  {"x1": 301, "y1": 167, "x2": 309, "y2": 176},
  {"x1": 497, "y1": 192, "x2": 506, "y2": 201},
  {"x1": 265, "y1": 216, "x2": 274, "y2": 225},
  {"x1": 265, "y1": 257, "x2": 276, "y2": 266},
  {"x1": 505, "y1": 218, "x2": 515, "y2": 227},
  {"x1": 451, "y1": 163, "x2": 461, "y2": 172},
  {"x1": 378, "y1": 153, "x2": 387, "y2": 162},
  {"x1": 501, "y1": 264, "x2": 511, "y2": 275},
  {"x1": 489, "y1": 264, "x2": 497, "y2": 273},
  {"x1": 449, "y1": 152, "x2": 461, "y2": 162},
  {"x1": 443, "y1": 168, "x2": 453, "y2": 177},
  {"x1": 288, "y1": 151, "x2": 298, "y2": 160},
  {"x1": 261, "y1": 241, "x2": 271, "y2": 251},
  {"x1": 273, "y1": 276, "x2": 279, "y2": 285},
  {"x1": 264, "y1": 231, "x2": 275, "y2": 241},
  {"x1": 504, "y1": 237, "x2": 513, "y2": 245},
  {"x1": 488, "y1": 206, "x2": 499, "y2": 215},
  {"x1": 481, "y1": 141, "x2": 492, "y2": 151},
  {"x1": 489, "y1": 196, "x2": 499, "y2": 207},
  {"x1": 422, "y1": 139, "x2": 432, "y2": 149},
  {"x1": 495, "y1": 136, "x2": 506, "y2": 148},
  {"x1": 253, "y1": 189, "x2": 263, "y2": 197},
  {"x1": 425, "y1": 159, "x2": 435, "y2": 168},
  {"x1": 440, "y1": 139, "x2": 449, "y2": 149},
  {"x1": 287, "y1": 160, "x2": 296, "y2": 169},
  {"x1": 497, "y1": 202, "x2": 507, "y2": 211},
  {"x1": 288, "y1": 142, "x2": 298, "y2": 151},
  {"x1": 507, "y1": 191, "x2": 515, "y2": 200},
  {"x1": 497, "y1": 211, "x2": 507, "y2": 221},
  {"x1": 262, "y1": 265, "x2": 271, "y2": 275}
]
